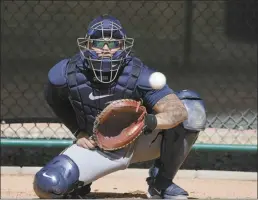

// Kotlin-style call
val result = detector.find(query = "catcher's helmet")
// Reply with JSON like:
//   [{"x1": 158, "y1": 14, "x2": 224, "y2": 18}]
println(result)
[{"x1": 77, "y1": 15, "x2": 134, "y2": 83}]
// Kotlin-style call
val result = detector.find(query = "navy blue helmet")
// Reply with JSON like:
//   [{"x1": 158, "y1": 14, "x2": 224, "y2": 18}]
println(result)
[{"x1": 77, "y1": 15, "x2": 134, "y2": 83}]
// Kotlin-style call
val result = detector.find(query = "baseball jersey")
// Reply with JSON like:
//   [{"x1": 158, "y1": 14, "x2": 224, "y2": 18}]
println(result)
[{"x1": 45, "y1": 53, "x2": 174, "y2": 134}]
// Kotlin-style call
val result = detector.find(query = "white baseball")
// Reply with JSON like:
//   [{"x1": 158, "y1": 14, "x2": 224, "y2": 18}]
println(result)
[{"x1": 149, "y1": 72, "x2": 166, "y2": 90}]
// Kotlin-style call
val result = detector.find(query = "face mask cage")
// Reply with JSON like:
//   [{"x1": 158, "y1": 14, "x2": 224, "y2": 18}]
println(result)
[{"x1": 77, "y1": 20, "x2": 134, "y2": 83}]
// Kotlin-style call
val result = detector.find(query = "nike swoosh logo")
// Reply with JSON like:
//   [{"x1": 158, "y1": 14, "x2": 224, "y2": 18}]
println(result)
[
  {"x1": 89, "y1": 92, "x2": 113, "y2": 100},
  {"x1": 153, "y1": 188, "x2": 162, "y2": 195},
  {"x1": 42, "y1": 172, "x2": 52, "y2": 179}
]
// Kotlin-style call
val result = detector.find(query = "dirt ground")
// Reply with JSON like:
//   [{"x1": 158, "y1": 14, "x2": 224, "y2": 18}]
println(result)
[{"x1": 1, "y1": 173, "x2": 257, "y2": 199}]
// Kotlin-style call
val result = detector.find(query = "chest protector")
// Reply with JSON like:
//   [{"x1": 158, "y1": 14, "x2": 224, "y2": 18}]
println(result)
[{"x1": 66, "y1": 55, "x2": 142, "y2": 134}]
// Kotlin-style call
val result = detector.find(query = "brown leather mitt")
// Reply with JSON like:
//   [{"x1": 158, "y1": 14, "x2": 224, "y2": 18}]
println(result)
[{"x1": 92, "y1": 99, "x2": 147, "y2": 151}]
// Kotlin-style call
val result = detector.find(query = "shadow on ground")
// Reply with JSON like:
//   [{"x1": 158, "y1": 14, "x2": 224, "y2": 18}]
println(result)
[
  {"x1": 86, "y1": 192, "x2": 147, "y2": 199},
  {"x1": 71, "y1": 192, "x2": 198, "y2": 199}
]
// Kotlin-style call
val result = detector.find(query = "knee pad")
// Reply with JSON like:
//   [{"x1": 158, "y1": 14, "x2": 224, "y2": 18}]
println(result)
[
  {"x1": 176, "y1": 89, "x2": 207, "y2": 131},
  {"x1": 33, "y1": 154, "x2": 80, "y2": 199}
]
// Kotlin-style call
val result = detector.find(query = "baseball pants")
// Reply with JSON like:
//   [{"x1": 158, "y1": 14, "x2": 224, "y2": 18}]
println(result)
[{"x1": 61, "y1": 130, "x2": 162, "y2": 185}]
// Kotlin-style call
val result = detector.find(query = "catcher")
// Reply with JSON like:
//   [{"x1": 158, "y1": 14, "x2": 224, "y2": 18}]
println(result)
[{"x1": 33, "y1": 15, "x2": 206, "y2": 199}]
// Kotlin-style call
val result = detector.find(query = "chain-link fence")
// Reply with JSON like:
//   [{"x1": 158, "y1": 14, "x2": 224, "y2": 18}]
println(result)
[{"x1": 1, "y1": 1, "x2": 257, "y2": 147}]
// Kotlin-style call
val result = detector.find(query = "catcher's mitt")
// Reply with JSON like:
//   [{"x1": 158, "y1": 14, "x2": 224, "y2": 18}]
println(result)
[{"x1": 92, "y1": 99, "x2": 147, "y2": 151}]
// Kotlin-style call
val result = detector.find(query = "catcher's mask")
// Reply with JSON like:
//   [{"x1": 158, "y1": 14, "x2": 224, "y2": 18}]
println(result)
[{"x1": 77, "y1": 15, "x2": 134, "y2": 83}]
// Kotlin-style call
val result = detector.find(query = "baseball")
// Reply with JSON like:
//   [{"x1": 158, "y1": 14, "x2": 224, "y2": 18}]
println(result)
[{"x1": 149, "y1": 72, "x2": 166, "y2": 90}]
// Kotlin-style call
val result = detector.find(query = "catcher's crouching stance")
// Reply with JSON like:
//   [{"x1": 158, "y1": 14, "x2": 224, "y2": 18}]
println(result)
[{"x1": 33, "y1": 15, "x2": 206, "y2": 199}]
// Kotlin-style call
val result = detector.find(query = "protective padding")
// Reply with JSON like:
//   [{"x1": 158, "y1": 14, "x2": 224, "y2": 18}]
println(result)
[
  {"x1": 176, "y1": 90, "x2": 207, "y2": 131},
  {"x1": 33, "y1": 154, "x2": 80, "y2": 199}
]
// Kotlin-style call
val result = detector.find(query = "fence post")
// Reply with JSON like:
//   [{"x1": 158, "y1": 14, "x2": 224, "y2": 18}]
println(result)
[{"x1": 183, "y1": 0, "x2": 193, "y2": 68}]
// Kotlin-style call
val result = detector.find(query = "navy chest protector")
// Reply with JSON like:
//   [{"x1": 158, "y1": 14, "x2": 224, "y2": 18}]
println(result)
[{"x1": 66, "y1": 55, "x2": 142, "y2": 133}]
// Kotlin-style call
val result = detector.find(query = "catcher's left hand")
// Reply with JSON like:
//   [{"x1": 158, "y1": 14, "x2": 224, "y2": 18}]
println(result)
[
  {"x1": 76, "y1": 135, "x2": 97, "y2": 149},
  {"x1": 92, "y1": 99, "x2": 147, "y2": 151}
]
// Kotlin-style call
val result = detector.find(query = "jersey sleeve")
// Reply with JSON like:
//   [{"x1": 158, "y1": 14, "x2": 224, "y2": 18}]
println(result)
[
  {"x1": 48, "y1": 59, "x2": 69, "y2": 87},
  {"x1": 143, "y1": 84, "x2": 174, "y2": 109},
  {"x1": 45, "y1": 59, "x2": 80, "y2": 133},
  {"x1": 136, "y1": 66, "x2": 174, "y2": 110}
]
